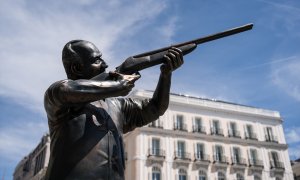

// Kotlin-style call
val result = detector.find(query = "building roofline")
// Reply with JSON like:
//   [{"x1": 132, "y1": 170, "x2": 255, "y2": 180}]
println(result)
[{"x1": 129, "y1": 89, "x2": 282, "y2": 120}]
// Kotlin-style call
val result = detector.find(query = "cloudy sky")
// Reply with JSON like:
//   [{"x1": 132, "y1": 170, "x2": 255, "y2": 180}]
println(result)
[{"x1": 1, "y1": 0, "x2": 300, "y2": 179}]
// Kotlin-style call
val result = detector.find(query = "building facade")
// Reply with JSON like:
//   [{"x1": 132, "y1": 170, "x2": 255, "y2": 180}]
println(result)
[
  {"x1": 13, "y1": 134, "x2": 50, "y2": 180},
  {"x1": 292, "y1": 159, "x2": 300, "y2": 180},
  {"x1": 124, "y1": 90, "x2": 293, "y2": 180}
]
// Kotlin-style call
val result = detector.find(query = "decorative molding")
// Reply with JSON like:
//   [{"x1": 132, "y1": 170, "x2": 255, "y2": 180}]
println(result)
[{"x1": 139, "y1": 127, "x2": 288, "y2": 150}]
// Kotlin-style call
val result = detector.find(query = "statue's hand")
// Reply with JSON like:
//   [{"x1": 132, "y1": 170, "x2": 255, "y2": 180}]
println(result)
[
  {"x1": 160, "y1": 47, "x2": 184, "y2": 75},
  {"x1": 109, "y1": 71, "x2": 141, "y2": 96}
]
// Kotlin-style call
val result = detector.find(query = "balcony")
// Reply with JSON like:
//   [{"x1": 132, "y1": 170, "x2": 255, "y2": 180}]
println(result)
[
  {"x1": 148, "y1": 121, "x2": 163, "y2": 129},
  {"x1": 174, "y1": 151, "x2": 191, "y2": 161},
  {"x1": 194, "y1": 153, "x2": 210, "y2": 162},
  {"x1": 245, "y1": 132, "x2": 258, "y2": 140},
  {"x1": 192, "y1": 125, "x2": 206, "y2": 134},
  {"x1": 228, "y1": 130, "x2": 241, "y2": 138},
  {"x1": 174, "y1": 123, "x2": 188, "y2": 132},
  {"x1": 211, "y1": 128, "x2": 224, "y2": 136},
  {"x1": 248, "y1": 159, "x2": 264, "y2": 168},
  {"x1": 213, "y1": 155, "x2": 228, "y2": 164},
  {"x1": 265, "y1": 135, "x2": 278, "y2": 143},
  {"x1": 231, "y1": 157, "x2": 247, "y2": 166},
  {"x1": 148, "y1": 148, "x2": 165, "y2": 159},
  {"x1": 270, "y1": 161, "x2": 285, "y2": 170}
]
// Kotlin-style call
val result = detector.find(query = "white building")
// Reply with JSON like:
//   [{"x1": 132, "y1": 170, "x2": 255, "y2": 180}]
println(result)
[
  {"x1": 13, "y1": 134, "x2": 50, "y2": 180},
  {"x1": 124, "y1": 90, "x2": 293, "y2": 180},
  {"x1": 13, "y1": 90, "x2": 293, "y2": 180},
  {"x1": 292, "y1": 159, "x2": 300, "y2": 180}
]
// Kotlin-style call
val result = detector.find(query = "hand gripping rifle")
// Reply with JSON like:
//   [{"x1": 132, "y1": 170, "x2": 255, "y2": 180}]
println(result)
[{"x1": 95, "y1": 23, "x2": 253, "y2": 80}]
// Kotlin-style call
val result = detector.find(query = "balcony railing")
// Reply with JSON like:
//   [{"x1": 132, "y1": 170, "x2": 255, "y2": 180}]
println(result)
[
  {"x1": 174, "y1": 123, "x2": 188, "y2": 131},
  {"x1": 213, "y1": 155, "x2": 228, "y2": 164},
  {"x1": 174, "y1": 151, "x2": 191, "y2": 160},
  {"x1": 148, "y1": 148, "x2": 165, "y2": 158},
  {"x1": 265, "y1": 135, "x2": 278, "y2": 143},
  {"x1": 148, "y1": 122, "x2": 163, "y2": 129},
  {"x1": 248, "y1": 159, "x2": 264, "y2": 167},
  {"x1": 192, "y1": 125, "x2": 206, "y2": 134},
  {"x1": 231, "y1": 157, "x2": 247, "y2": 165},
  {"x1": 270, "y1": 161, "x2": 285, "y2": 170},
  {"x1": 228, "y1": 130, "x2": 241, "y2": 138},
  {"x1": 194, "y1": 153, "x2": 210, "y2": 162},
  {"x1": 245, "y1": 132, "x2": 258, "y2": 140},
  {"x1": 211, "y1": 128, "x2": 224, "y2": 136}
]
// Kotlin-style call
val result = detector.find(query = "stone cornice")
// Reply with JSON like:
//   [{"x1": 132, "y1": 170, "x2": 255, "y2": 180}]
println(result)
[{"x1": 137, "y1": 127, "x2": 288, "y2": 150}]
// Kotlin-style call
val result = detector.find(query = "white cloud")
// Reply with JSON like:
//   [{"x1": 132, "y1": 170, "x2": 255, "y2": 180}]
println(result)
[
  {"x1": 0, "y1": 0, "x2": 176, "y2": 114},
  {"x1": 288, "y1": 145, "x2": 300, "y2": 160},
  {"x1": 285, "y1": 127, "x2": 300, "y2": 144},
  {"x1": 271, "y1": 56, "x2": 300, "y2": 101}
]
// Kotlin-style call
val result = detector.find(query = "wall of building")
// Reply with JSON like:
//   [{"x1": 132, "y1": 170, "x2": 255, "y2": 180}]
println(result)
[{"x1": 124, "y1": 90, "x2": 293, "y2": 180}]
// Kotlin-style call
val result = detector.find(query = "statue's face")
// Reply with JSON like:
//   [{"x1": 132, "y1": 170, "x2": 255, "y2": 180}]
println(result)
[{"x1": 74, "y1": 41, "x2": 108, "y2": 79}]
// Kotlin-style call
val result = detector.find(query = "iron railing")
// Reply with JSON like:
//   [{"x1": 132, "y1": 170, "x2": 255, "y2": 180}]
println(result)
[
  {"x1": 148, "y1": 148, "x2": 165, "y2": 158},
  {"x1": 211, "y1": 128, "x2": 224, "y2": 136},
  {"x1": 192, "y1": 125, "x2": 206, "y2": 134},
  {"x1": 174, "y1": 151, "x2": 191, "y2": 160}
]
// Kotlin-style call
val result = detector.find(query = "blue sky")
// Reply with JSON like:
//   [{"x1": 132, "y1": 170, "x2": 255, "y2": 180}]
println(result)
[{"x1": 1, "y1": 0, "x2": 300, "y2": 179}]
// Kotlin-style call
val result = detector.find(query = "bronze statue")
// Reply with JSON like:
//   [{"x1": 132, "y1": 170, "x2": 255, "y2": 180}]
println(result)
[
  {"x1": 44, "y1": 40, "x2": 183, "y2": 180},
  {"x1": 44, "y1": 24, "x2": 253, "y2": 180}
]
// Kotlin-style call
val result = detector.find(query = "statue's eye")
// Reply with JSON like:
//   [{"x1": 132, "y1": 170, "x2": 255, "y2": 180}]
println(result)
[{"x1": 95, "y1": 59, "x2": 101, "y2": 64}]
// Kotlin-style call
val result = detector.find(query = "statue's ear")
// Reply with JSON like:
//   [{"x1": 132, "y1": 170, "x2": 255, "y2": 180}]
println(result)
[{"x1": 70, "y1": 62, "x2": 83, "y2": 77}]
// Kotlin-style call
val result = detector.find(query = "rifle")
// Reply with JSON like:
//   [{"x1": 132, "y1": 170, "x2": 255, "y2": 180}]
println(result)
[{"x1": 94, "y1": 23, "x2": 253, "y2": 79}]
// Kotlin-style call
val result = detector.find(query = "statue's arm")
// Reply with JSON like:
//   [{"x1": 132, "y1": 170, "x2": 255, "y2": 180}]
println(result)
[
  {"x1": 48, "y1": 74, "x2": 139, "y2": 106},
  {"x1": 150, "y1": 47, "x2": 184, "y2": 115}
]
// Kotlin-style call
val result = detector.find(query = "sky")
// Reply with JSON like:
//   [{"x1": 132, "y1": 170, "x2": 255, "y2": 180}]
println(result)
[{"x1": 0, "y1": 0, "x2": 300, "y2": 179}]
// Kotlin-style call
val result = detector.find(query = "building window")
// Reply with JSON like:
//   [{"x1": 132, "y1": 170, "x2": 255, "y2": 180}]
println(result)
[
  {"x1": 199, "y1": 169, "x2": 207, "y2": 180},
  {"x1": 269, "y1": 151, "x2": 284, "y2": 169},
  {"x1": 196, "y1": 143, "x2": 205, "y2": 160},
  {"x1": 249, "y1": 149, "x2": 258, "y2": 165},
  {"x1": 232, "y1": 147, "x2": 241, "y2": 164},
  {"x1": 178, "y1": 169, "x2": 187, "y2": 180},
  {"x1": 245, "y1": 124, "x2": 257, "y2": 140},
  {"x1": 34, "y1": 147, "x2": 46, "y2": 175},
  {"x1": 174, "y1": 115, "x2": 186, "y2": 131},
  {"x1": 193, "y1": 117, "x2": 205, "y2": 133},
  {"x1": 236, "y1": 173, "x2": 244, "y2": 180},
  {"x1": 217, "y1": 171, "x2": 226, "y2": 180},
  {"x1": 229, "y1": 122, "x2": 240, "y2": 138},
  {"x1": 177, "y1": 141, "x2": 185, "y2": 158},
  {"x1": 214, "y1": 145, "x2": 225, "y2": 162},
  {"x1": 152, "y1": 166, "x2": 161, "y2": 180},
  {"x1": 152, "y1": 138, "x2": 160, "y2": 156},
  {"x1": 211, "y1": 120, "x2": 223, "y2": 136},
  {"x1": 265, "y1": 127, "x2": 278, "y2": 143}
]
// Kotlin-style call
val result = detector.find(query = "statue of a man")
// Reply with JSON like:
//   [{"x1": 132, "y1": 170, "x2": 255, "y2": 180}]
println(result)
[{"x1": 44, "y1": 40, "x2": 183, "y2": 180}]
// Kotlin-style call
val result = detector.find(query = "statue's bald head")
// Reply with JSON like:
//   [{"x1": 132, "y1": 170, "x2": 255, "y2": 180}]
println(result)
[{"x1": 62, "y1": 40, "x2": 107, "y2": 80}]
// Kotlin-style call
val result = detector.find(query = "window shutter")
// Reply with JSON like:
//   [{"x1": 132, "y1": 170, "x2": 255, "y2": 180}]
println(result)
[
  {"x1": 264, "y1": 127, "x2": 268, "y2": 140},
  {"x1": 244, "y1": 124, "x2": 247, "y2": 138}
]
